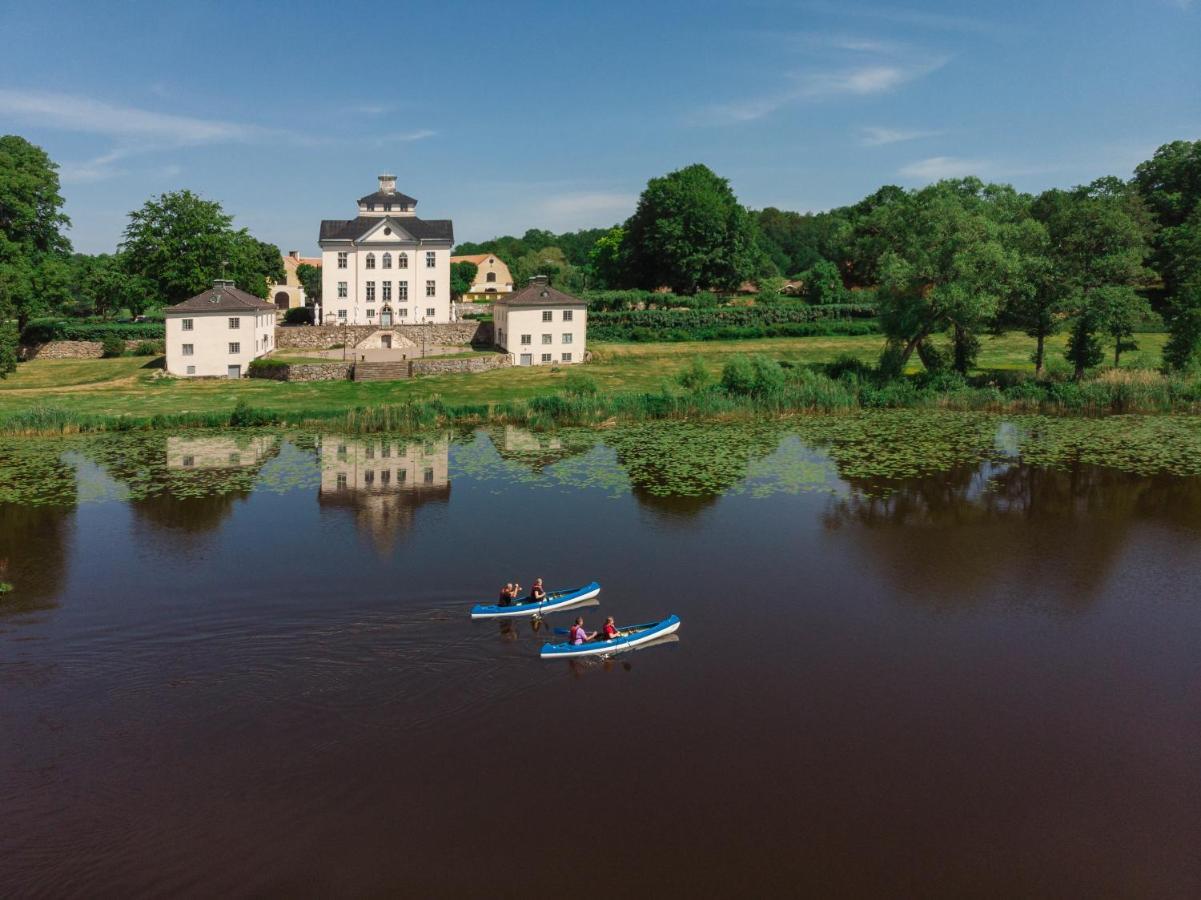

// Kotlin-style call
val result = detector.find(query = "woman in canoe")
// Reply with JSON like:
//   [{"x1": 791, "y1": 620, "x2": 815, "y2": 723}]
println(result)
[
  {"x1": 602, "y1": 616, "x2": 619, "y2": 641},
  {"x1": 569, "y1": 617, "x2": 597, "y2": 645},
  {"x1": 498, "y1": 583, "x2": 514, "y2": 607},
  {"x1": 530, "y1": 578, "x2": 547, "y2": 604}
]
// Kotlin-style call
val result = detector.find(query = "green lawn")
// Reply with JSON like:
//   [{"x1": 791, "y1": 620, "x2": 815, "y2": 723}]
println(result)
[{"x1": 0, "y1": 332, "x2": 1170, "y2": 420}]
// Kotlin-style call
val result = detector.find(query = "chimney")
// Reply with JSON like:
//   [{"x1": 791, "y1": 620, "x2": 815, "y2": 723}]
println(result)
[
  {"x1": 213, "y1": 279, "x2": 236, "y2": 290},
  {"x1": 528, "y1": 275, "x2": 549, "y2": 286},
  {"x1": 288, "y1": 250, "x2": 300, "y2": 260},
  {"x1": 378, "y1": 173, "x2": 397, "y2": 194}
]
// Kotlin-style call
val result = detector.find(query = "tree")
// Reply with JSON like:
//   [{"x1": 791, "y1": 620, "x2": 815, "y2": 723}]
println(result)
[
  {"x1": 622, "y1": 164, "x2": 761, "y2": 293},
  {"x1": 1092, "y1": 285, "x2": 1151, "y2": 367},
  {"x1": 450, "y1": 260, "x2": 477, "y2": 299},
  {"x1": 799, "y1": 259, "x2": 847, "y2": 305},
  {"x1": 0, "y1": 323, "x2": 16, "y2": 377},
  {"x1": 512, "y1": 246, "x2": 573, "y2": 286},
  {"x1": 121, "y1": 190, "x2": 279, "y2": 306},
  {"x1": 587, "y1": 226, "x2": 626, "y2": 289},
  {"x1": 1132, "y1": 141, "x2": 1201, "y2": 297},
  {"x1": 295, "y1": 262, "x2": 322, "y2": 304}
]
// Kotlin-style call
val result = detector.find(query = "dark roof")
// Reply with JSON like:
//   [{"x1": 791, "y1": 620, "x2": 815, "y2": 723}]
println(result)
[
  {"x1": 166, "y1": 282, "x2": 277, "y2": 313},
  {"x1": 358, "y1": 190, "x2": 418, "y2": 207},
  {"x1": 494, "y1": 281, "x2": 587, "y2": 307},
  {"x1": 319, "y1": 216, "x2": 454, "y2": 243}
]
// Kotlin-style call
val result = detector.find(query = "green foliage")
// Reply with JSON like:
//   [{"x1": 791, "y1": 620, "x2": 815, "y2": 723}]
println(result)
[
  {"x1": 799, "y1": 259, "x2": 848, "y2": 304},
  {"x1": 295, "y1": 263, "x2": 322, "y2": 303},
  {"x1": 131, "y1": 340, "x2": 163, "y2": 356},
  {"x1": 450, "y1": 260, "x2": 478, "y2": 297},
  {"x1": 562, "y1": 371, "x2": 599, "y2": 397},
  {"x1": 0, "y1": 324, "x2": 17, "y2": 378},
  {"x1": 587, "y1": 304, "x2": 876, "y2": 342},
  {"x1": 676, "y1": 356, "x2": 714, "y2": 392},
  {"x1": 622, "y1": 163, "x2": 762, "y2": 293},
  {"x1": 720, "y1": 354, "x2": 785, "y2": 397},
  {"x1": 1065, "y1": 313, "x2": 1104, "y2": 375},
  {"x1": 247, "y1": 357, "x2": 288, "y2": 373},
  {"x1": 19, "y1": 319, "x2": 165, "y2": 343},
  {"x1": 228, "y1": 399, "x2": 271, "y2": 427},
  {"x1": 1164, "y1": 286, "x2": 1201, "y2": 372},
  {"x1": 99, "y1": 334, "x2": 125, "y2": 358},
  {"x1": 283, "y1": 306, "x2": 315, "y2": 325},
  {"x1": 587, "y1": 226, "x2": 626, "y2": 289}
]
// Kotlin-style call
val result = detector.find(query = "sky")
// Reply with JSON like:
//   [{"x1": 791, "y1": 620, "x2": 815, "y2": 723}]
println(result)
[{"x1": 0, "y1": 0, "x2": 1197, "y2": 255}]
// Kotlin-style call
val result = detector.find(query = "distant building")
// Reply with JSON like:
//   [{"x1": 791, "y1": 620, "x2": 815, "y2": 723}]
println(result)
[
  {"x1": 268, "y1": 250, "x2": 322, "y2": 311},
  {"x1": 449, "y1": 253, "x2": 514, "y2": 300},
  {"x1": 164, "y1": 280, "x2": 277, "y2": 378},
  {"x1": 318, "y1": 174, "x2": 455, "y2": 326},
  {"x1": 493, "y1": 276, "x2": 587, "y2": 366}
]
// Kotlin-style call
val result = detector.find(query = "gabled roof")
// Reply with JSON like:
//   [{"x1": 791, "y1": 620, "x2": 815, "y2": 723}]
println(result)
[
  {"x1": 494, "y1": 281, "x2": 587, "y2": 307},
  {"x1": 358, "y1": 190, "x2": 418, "y2": 207},
  {"x1": 166, "y1": 282, "x2": 277, "y2": 313},
  {"x1": 449, "y1": 253, "x2": 493, "y2": 265},
  {"x1": 283, "y1": 255, "x2": 321, "y2": 271},
  {"x1": 319, "y1": 216, "x2": 454, "y2": 243}
]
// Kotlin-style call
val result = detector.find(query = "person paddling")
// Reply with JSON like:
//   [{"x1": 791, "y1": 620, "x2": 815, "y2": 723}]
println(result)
[
  {"x1": 498, "y1": 583, "x2": 514, "y2": 607},
  {"x1": 530, "y1": 578, "x2": 547, "y2": 605},
  {"x1": 569, "y1": 617, "x2": 596, "y2": 645},
  {"x1": 601, "y1": 616, "x2": 619, "y2": 640}
]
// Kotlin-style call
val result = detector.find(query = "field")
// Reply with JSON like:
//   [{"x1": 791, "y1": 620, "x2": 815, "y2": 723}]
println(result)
[{"x1": 0, "y1": 332, "x2": 1171, "y2": 421}]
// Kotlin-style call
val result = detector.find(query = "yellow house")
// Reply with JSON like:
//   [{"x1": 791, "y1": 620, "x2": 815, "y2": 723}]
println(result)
[
  {"x1": 450, "y1": 253, "x2": 514, "y2": 300},
  {"x1": 268, "y1": 250, "x2": 322, "y2": 310}
]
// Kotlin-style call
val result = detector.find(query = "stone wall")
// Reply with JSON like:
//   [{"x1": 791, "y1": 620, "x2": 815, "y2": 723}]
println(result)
[
  {"x1": 274, "y1": 321, "x2": 493, "y2": 351},
  {"x1": 248, "y1": 361, "x2": 353, "y2": 382},
  {"x1": 20, "y1": 339, "x2": 154, "y2": 361},
  {"x1": 409, "y1": 354, "x2": 511, "y2": 376}
]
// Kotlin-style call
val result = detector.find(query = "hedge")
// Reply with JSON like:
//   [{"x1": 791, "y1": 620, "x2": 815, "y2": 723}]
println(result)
[
  {"x1": 21, "y1": 318, "x2": 166, "y2": 344},
  {"x1": 587, "y1": 305, "x2": 879, "y2": 342}
]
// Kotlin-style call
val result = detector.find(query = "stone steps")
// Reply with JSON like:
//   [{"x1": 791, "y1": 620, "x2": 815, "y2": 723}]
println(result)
[{"x1": 354, "y1": 361, "x2": 412, "y2": 382}]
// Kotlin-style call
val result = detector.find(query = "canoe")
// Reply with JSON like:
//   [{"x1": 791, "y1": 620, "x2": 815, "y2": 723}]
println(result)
[
  {"x1": 470, "y1": 581, "x2": 601, "y2": 620},
  {"x1": 539, "y1": 615, "x2": 681, "y2": 659}
]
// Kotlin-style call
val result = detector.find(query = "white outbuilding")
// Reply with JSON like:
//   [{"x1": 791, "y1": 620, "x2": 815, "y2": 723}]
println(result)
[
  {"x1": 493, "y1": 276, "x2": 587, "y2": 366},
  {"x1": 164, "y1": 280, "x2": 277, "y2": 378}
]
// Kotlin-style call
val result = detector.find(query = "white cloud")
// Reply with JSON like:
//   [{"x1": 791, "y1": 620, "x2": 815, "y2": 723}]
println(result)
[
  {"x1": 898, "y1": 156, "x2": 990, "y2": 180},
  {"x1": 860, "y1": 125, "x2": 942, "y2": 146},
  {"x1": 372, "y1": 129, "x2": 437, "y2": 144},
  {"x1": 538, "y1": 192, "x2": 636, "y2": 218}
]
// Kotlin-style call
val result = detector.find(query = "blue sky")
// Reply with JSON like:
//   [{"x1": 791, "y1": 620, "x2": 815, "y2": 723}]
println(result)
[{"x1": 1, "y1": 0, "x2": 1197, "y2": 255}]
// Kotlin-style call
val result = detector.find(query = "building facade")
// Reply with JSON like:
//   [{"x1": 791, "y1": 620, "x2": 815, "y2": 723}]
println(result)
[
  {"x1": 164, "y1": 280, "x2": 277, "y2": 378},
  {"x1": 319, "y1": 175, "x2": 455, "y2": 327},
  {"x1": 268, "y1": 250, "x2": 322, "y2": 310},
  {"x1": 449, "y1": 253, "x2": 514, "y2": 300},
  {"x1": 493, "y1": 276, "x2": 587, "y2": 366}
]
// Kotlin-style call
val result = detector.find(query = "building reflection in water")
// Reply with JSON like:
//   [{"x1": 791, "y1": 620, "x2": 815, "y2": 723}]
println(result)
[
  {"x1": 165, "y1": 435, "x2": 280, "y2": 471},
  {"x1": 317, "y1": 435, "x2": 451, "y2": 553}
]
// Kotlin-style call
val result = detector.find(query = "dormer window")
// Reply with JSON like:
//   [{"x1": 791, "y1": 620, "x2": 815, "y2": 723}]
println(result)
[
  {"x1": 384, "y1": 204, "x2": 392, "y2": 212},
  {"x1": 366, "y1": 203, "x2": 375, "y2": 211},
  {"x1": 365, "y1": 253, "x2": 376, "y2": 269}
]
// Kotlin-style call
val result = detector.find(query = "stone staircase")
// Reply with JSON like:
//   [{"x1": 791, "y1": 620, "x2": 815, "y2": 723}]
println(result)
[{"x1": 353, "y1": 361, "x2": 412, "y2": 382}]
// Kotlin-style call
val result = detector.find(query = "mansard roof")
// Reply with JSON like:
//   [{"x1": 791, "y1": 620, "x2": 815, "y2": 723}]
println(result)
[
  {"x1": 319, "y1": 216, "x2": 454, "y2": 243},
  {"x1": 167, "y1": 281, "x2": 277, "y2": 313},
  {"x1": 358, "y1": 189, "x2": 418, "y2": 207}
]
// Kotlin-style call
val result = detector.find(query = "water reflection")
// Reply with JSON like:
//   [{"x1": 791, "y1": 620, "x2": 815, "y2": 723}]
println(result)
[
  {"x1": 318, "y1": 435, "x2": 451, "y2": 554},
  {"x1": 0, "y1": 466, "x2": 75, "y2": 617},
  {"x1": 489, "y1": 425, "x2": 596, "y2": 471}
]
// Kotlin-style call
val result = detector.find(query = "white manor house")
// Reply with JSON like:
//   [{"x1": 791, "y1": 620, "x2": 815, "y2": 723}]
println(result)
[{"x1": 319, "y1": 175, "x2": 455, "y2": 326}]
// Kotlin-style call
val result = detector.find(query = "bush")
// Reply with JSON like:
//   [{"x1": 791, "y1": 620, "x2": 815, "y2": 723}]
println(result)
[
  {"x1": 720, "y1": 354, "x2": 786, "y2": 397},
  {"x1": 228, "y1": 399, "x2": 271, "y2": 427},
  {"x1": 0, "y1": 325, "x2": 17, "y2": 378},
  {"x1": 825, "y1": 353, "x2": 876, "y2": 383},
  {"x1": 100, "y1": 334, "x2": 125, "y2": 358},
  {"x1": 283, "y1": 307, "x2": 315, "y2": 325},
  {"x1": 587, "y1": 305, "x2": 878, "y2": 342},
  {"x1": 562, "y1": 371, "x2": 599, "y2": 396},
  {"x1": 132, "y1": 340, "x2": 163, "y2": 356},
  {"x1": 248, "y1": 357, "x2": 287, "y2": 373},
  {"x1": 676, "y1": 356, "x2": 714, "y2": 392}
]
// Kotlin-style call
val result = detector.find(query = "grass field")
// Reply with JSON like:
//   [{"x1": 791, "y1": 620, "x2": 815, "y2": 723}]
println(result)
[{"x1": 0, "y1": 332, "x2": 1171, "y2": 421}]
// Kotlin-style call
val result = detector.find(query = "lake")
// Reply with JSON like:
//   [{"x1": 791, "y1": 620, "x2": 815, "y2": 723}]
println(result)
[{"x1": 2, "y1": 413, "x2": 1200, "y2": 897}]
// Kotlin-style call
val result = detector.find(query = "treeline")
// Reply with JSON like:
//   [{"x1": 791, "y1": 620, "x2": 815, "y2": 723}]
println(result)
[
  {"x1": 458, "y1": 141, "x2": 1201, "y2": 374},
  {"x1": 0, "y1": 134, "x2": 284, "y2": 374}
]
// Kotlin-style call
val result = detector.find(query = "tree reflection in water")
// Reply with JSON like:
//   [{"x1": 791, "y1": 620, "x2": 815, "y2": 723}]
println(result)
[{"x1": 0, "y1": 470, "x2": 76, "y2": 618}]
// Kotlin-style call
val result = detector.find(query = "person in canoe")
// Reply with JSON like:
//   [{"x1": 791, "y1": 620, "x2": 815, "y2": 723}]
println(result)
[
  {"x1": 601, "y1": 616, "x2": 619, "y2": 641},
  {"x1": 498, "y1": 583, "x2": 514, "y2": 607},
  {"x1": 569, "y1": 617, "x2": 597, "y2": 645},
  {"x1": 529, "y1": 578, "x2": 547, "y2": 605}
]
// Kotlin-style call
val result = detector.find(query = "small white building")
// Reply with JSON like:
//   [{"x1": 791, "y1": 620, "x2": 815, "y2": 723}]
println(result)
[
  {"x1": 164, "y1": 280, "x2": 277, "y2": 378},
  {"x1": 318, "y1": 175, "x2": 455, "y2": 327},
  {"x1": 493, "y1": 276, "x2": 587, "y2": 366}
]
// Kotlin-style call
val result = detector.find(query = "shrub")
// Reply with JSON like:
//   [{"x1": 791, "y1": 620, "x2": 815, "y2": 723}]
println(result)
[
  {"x1": 132, "y1": 340, "x2": 164, "y2": 356},
  {"x1": 228, "y1": 399, "x2": 271, "y2": 427},
  {"x1": 720, "y1": 354, "x2": 785, "y2": 397},
  {"x1": 100, "y1": 334, "x2": 125, "y2": 358},
  {"x1": 676, "y1": 356, "x2": 714, "y2": 392},
  {"x1": 283, "y1": 307, "x2": 315, "y2": 325},
  {"x1": 587, "y1": 305, "x2": 878, "y2": 342},
  {"x1": 0, "y1": 325, "x2": 17, "y2": 378},
  {"x1": 825, "y1": 353, "x2": 876, "y2": 383},
  {"x1": 20, "y1": 318, "x2": 65, "y2": 344},
  {"x1": 562, "y1": 371, "x2": 599, "y2": 396},
  {"x1": 248, "y1": 357, "x2": 288, "y2": 373}
]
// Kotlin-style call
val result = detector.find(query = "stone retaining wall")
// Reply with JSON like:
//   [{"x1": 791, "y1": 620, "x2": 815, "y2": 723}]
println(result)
[
  {"x1": 410, "y1": 354, "x2": 511, "y2": 376},
  {"x1": 275, "y1": 321, "x2": 492, "y2": 350},
  {"x1": 20, "y1": 339, "x2": 153, "y2": 361},
  {"x1": 249, "y1": 361, "x2": 353, "y2": 382}
]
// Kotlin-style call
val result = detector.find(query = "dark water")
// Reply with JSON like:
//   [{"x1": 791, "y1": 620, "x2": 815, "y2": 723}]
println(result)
[{"x1": 2, "y1": 421, "x2": 1200, "y2": 898}]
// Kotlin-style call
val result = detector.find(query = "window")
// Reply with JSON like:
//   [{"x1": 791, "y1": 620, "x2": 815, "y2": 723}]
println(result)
[
  {"x1": 366, "y1": 445, "x2": 375, "y2": 459},
  {"x1": 182, "y1": 455, "x2": 194, "y2": 467},
  {"x1": 381, "y1": 445, "x2": 391, "y2": 458},
  {"x1": 338, "y1": 309, "x2": 347, "y2": 320},
  {"x1": 425, "y1": 251, "x2": 436, "y2": 268},
  {"x1": 399, "y1": 308, "x2": 408, "y2": 317},
  {"x1": 520, "y1": 334, "x2": 531, "y2": 345},
  {"x1": 398, "y1": 468, "x2": 408, "y2": 484},
  {"x1": 424, "y1": 467, "x2": 434, "y2": 484},
  {"x1": 337, "y1": 251, "x2": 348, "y2": 269},
  {"x1": 229, "y1": 453, "x2": 241, "y2": 466},
  {"x1": 426, "y1": 280, "x2": 435, "y2": 297},
  {"x1": 336, "y1": 472, "x2": 347, "y2": 489},
  {"x1": 186, "y1": 365, "x2": 196, "y2": 375},
  {"x1": 541, "y1": 353, "x2": 552, "y2": 363},
  {"x1": 384, "y1": 203, "x2": 392, "y2": 212},
  {"x1": 562, "y1": 352, "x2": 573, "y2": 362},
  {"x1": 562, "y1": 333, "x2": 573, "y2": 344},
  {"x1": 366, "y1": 203, "x2": 375, "y2": 212},
  {"x1": 398, "y1": 281, "x2": 408, "y2": 300},
  {"x1": 398, "y1": 253, "x2": 408, "y2": 269},
  {"x1": 382, "y1": 252, "x2": 392, "y2": 269},
  {"x1": 337, "y1": 444, "x2": 347, "y2": 459},
  {"x1": 182, "y1": 318, "x2": 194, "y2": 331},
  {"x1": 542, "y1": 334, "x2": 552, "y2": 344},
  {"x1": 365, "y1": 253, "x2": 376, "y2": 270},
  {"x1": 337, "y1": 282, "x2": 347, "y2": 298},
  {"x1": 382, "y1": 281, "x2": 392, "y2": 301},
  {"x1": 229, "y1": 342, "x2": 240, "y2": 354},
  {"x1": 364, "y1": 470, "x2": 375, "y2": 485},
  {"x1": 562, "y1": 310, "x2": 573, "y2": 322},
  {"x1": 380, "y1": 469, "x2": 391, "y2": 485},
  {"x1": 228, "y1": 317, "x2": 240, "y2": 329},
  {"x1": 366, "y1": 309, "x2": 375, "y2": 318},
  {"x1": 486, "y1": 272, "x2": 496, "y2": 283},
  {"x1": 182, "y1": 344, "x2": 194, "y2": 356},
  {"x1": 366, "y1": 282, "x2": 376, "y2": 302},
  {"x1": 542, "y1": 310, "x2": 553, "y2": 322},
  {"x1": 426, "y1": 308, "x2": 435, "y2": 318}
]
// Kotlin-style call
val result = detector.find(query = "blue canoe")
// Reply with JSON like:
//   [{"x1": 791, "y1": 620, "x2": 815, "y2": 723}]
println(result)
[
  {"x1": 470, "y1": 581, "x2": 601, "y2": 620},
  {"x1": 540, "y1": 614, "x2": 681, "y2": 659}
]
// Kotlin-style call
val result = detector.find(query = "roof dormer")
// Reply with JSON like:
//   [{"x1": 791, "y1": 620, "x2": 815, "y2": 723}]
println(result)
[{"x1": 358, "y1": 173, "x2": 417, "y2": 217}]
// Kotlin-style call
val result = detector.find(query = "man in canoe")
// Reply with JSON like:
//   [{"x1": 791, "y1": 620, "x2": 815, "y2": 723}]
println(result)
[
  {"x1": 569, "y1": 617, "x2": 597, "y2": 645},
  {"x1": 529, "y1": 578, "x2": 547, "y2": 605},
  {"x1": 498, "y1": 583, "x2": 514, "y2": 607},
  {"x1": 602, "y1": 616, "x2": 619, "y2": 640}
]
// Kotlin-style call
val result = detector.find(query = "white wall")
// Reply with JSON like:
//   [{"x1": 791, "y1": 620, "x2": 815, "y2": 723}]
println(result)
[
  {"x1": 320, "y1": 233, "x2": 452, "y2": 325},
  {"x1": 497, "y1": 305, "x2": 586, "y2": 365},
  {"x1": 165, "y1": 310, "x2": 274, "y2": 377}
]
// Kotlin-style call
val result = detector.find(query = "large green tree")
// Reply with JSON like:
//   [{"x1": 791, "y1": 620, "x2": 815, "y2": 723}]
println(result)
[
  {"x1": 295, "y1": 262, "x2": 322, "y2": 304},
  {"x1": 621, "y1": 164, "x2": 761, "y2": 293},
  {"x1": 121, "y1": 190, "x2": 280, "y2": 306},
  {"x1": 449, "y1": 260, "x2": 477, "y2": 298}
]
